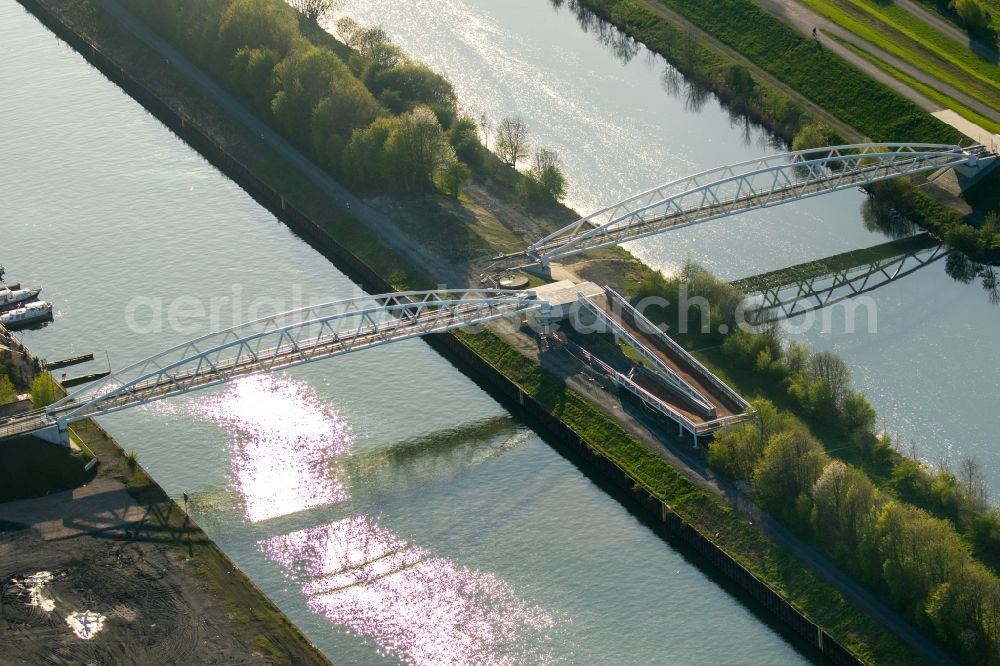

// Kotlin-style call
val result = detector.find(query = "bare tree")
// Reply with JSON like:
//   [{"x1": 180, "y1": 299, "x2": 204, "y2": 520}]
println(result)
[
  {"x1": 959, "y1": 455, "x2": 989, "y2": 509},
  {"x1": 334, "y1": 16, "x2": 359, "y2": 42},
  {"x1": 808, "y1": 351, "x2": 852, "y2": 407},
  {"x1": 478, "y1": 113, "x2": 491, "y2": 149},
  {"x1": 495, "y1": 116, "x2": 530, "y2": 169},
  {"x1": 289, "y1": 0, "x2": 342, "y2": 24}
]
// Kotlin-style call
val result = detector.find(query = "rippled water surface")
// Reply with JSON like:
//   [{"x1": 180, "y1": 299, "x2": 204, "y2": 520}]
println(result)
[
  {"x1": 1, "y1": 3, "x2": 812, "y2": 663},
  {"x1": 337, "y1": 0, "x2": 1000, "y2": 491}
]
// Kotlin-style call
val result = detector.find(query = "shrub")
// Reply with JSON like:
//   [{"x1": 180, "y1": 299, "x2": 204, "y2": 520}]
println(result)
[{"x1": 29, "y1": 372, "x2": 61, "y2": 408}]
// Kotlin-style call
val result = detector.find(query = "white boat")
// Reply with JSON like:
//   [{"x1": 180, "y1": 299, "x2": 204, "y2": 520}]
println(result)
[
  {"x1": 0, "y1": 286, "x2": 42, "y2": 313},
  {"x1": 1, "y1": 300, "x2": 53, "y2": 329}
]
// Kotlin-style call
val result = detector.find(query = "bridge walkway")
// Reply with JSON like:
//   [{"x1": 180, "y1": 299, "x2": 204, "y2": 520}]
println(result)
[{"x1": 581, "y1": 288, "x2": 750, "y2": 429}]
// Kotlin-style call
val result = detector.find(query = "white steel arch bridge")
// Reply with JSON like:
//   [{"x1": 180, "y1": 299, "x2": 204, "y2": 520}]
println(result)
[
  {"x1": 496, "y1": 142, "x2": 994, "y2": 270},
  {"x1": 0, "y1": 289, "x2": 547, "y2": 443}
]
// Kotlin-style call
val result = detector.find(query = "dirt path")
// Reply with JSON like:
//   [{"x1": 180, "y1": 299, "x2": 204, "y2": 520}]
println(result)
[{"x1": 752, "y1": 0, "x2": 1000, "y2": 131}]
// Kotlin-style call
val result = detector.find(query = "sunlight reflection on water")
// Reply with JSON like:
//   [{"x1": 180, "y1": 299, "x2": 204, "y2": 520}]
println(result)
[
  {"x1": 189, "y1": 375, "x2": 352, "y2": 522},
  {"x1": 186, "y1": 374, "x2": 560, "y2": 663},
  {"x1": 263, "y1": 517, "x2": 560, "y2": 666}
]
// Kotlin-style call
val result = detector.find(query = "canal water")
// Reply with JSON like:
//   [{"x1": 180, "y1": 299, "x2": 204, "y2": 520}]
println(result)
[
  {"x1": 334, "y1": 0, "x2": 1000, "y2": 492},
  {"x1": 1, "y1": 3, "x2": 811, "y2": 664}
]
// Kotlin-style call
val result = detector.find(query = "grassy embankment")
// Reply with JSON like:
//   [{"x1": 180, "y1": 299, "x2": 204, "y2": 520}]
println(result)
[
  {"x1": 577, "y1": 0, "x2": 1000, "y2": 257},
  {"x1": 28, "y1": 0, "x2": 929, "y2": 661},
  {"x1": 913, "y1": 0, "x2": 1000, "y2": 44},
  {"x1": 802, "y1": 0, "x2": 1000, "y2": 134},
  {"x1": 457, "y1": 328, "x2": 913, "y2": 663}
]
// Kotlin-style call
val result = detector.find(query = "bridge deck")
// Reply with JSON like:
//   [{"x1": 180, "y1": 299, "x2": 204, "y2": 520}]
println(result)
[{"x1": 586, "y1": 292, "x2": 745, "y2": 423}]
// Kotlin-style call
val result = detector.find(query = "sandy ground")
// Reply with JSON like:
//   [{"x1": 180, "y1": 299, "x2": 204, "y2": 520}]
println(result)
[{"x1": 0, "y1": 420, "x2": 329, "y2": 666}]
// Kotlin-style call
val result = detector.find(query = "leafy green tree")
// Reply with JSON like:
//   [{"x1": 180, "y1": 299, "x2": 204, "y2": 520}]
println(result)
[
  {"x1": 808, "y1": 351, "x2": 851, "y2": 407},
  {"x1": 840, "y1": 390, "x2": 877, "y2": 432},
  {"x1": 951, "y1": 0, "x2": 992, "y2": 30},
  {"x1": 272, "y1": 45, "x2": 354, "y2": 143},
  {"x1": 521, "y1": 148, "x2": 568, "y2": 202},
  {"x1": 926, "y1": 562, "x2": 1000, "y2": 663},
  {"x1": 342, "y1": 116, "x2": 397, "y2": 187},
  {"x1": 870, "y1": 501, "x2": 970, "y2": 610},
  {"x1": 371, "y1": 63, "x2": 457, "y2": 111},
  {"x1": 722, "y1": 327, "x2": 782, "y2": 368},
  {"x1": 782, "y1": 340, "x2": 810, "y2": 375},
  {"x1": 448, "y1": 116, "x2": 484, "y2": 168},
  {"x1": 30, "y1": 372, "x2": 61, "y2": 408},
  {"x1": 229, "y1": 46, "x2": 279, "y2": 112},
  {"x1": 811, "y1": 460, "x2": 877, "y2": 559},
  {"x1": 0, "y1": 372, "x2": 16, "y2": 405},
  {"x1": 791, "y1": 123, "x2": 833, "y2": 152},
  {"x1": 437, "y1": 160, "x2": 471, "y2": 198},
  {"x1": 888, "y1": 457, "x2": 935, "y2": 505},
  {"x1": 343, "y1": 25, "x2": 405, "y2": 71},
  {"x1": 217, "y1": 0, "x2": 299, "y2": 60},
  {"x1": 310, "y1": 76, "x2": 380, "y2": 140},
  {"x1": 753, "y1": 428, "x2": 827, "y2": 515},
  {"x1": 708, "y1": 421, "x2": 765, "y2": 481},
  {"x1": 382, "y1": 107, "x2": 455, "y2": 192}
]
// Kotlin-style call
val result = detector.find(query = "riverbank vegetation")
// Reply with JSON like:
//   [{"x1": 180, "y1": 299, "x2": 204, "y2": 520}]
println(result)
[
  {"x1": 633, "y1": 266, "x2": 1000, "y2": 663},
  {"x1": 579, "y1": 0, "x2": 962, "y2": 143},
  {"x1": 0, "y1": 371, "x2": 16, "y2": 404},
  {"x1": 572, "y1": 0, "x2": 1000, "y2": 260},
  {"x1": 29, "y1": 371, "x2": 61, "y2": 407},
  {"x1": 457, "y1": 327, "x2": 916, "y2": 663},
  {"x1": 120, "y1": 0, "x2": 568, "y2": 209}
]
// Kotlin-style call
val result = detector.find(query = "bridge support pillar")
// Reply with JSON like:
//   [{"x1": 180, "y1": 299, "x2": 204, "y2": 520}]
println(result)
[{"x1": 33, "y1": 423, "x2": 70, "y2": 447}]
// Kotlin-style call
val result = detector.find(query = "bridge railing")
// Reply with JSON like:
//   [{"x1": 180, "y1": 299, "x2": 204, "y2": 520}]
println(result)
[
  {"x1": 45, "y1": 289, "x2": 545, "y2": 424},
  {"x1": 527, "y1": 143, "x2": 992, "y2": 264}
]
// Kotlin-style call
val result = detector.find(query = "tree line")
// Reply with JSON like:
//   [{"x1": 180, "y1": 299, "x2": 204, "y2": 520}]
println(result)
[
  {"x1": 631, "y1": 264, "x2": 1000, "y2": 663},
  {"x1": 122, "y1": 0, "x2": 567, "y2": 203}
]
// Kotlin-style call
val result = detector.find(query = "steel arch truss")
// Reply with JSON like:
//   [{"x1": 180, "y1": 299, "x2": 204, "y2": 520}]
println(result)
[
  {"x1": 528, "y1": 143, "x2": 992, "y2": 265},
  {"x1": 45, "y1": 289, "x2": 542, "y2": 426}
]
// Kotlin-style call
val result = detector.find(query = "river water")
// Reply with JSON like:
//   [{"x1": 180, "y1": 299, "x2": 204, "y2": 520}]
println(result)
[
  {"x1": 1, "y1": 2, "x2": 813, "y2": 664},
  {"x1": 334, "y1": 0, "x2": 1000, "y2": 493}
]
